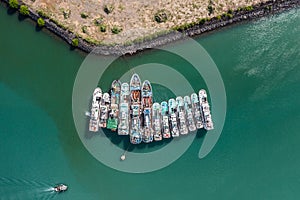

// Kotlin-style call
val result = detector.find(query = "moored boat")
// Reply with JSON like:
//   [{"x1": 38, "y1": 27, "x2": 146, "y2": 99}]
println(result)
[
  {"x1": 89, "y1": 88, "x2": 102, "y2": 132},
  {"x1": 54, "y1": 184, "x2": 68, "y2": 192},
  {"x1": 107, "y1": 80, "x2": 121, "y2": 131},
  {"x1": 99, "y1": 92, "x2": 110, "y2": 128},
  {"x1": 129, "y1": 74, "x2": 142, "y2": 144},
  {"x1": 184, "y1": 96, "x2": 197, "y2": 132},
  {"x1": 152, "y1": 103, "x2": 162, "y2": 141},
  {"x1": 191, "y1": 93, "x2": 203, "y2": 129},
  {"x1": 168, "y1": 98, "x2": 179, "y2": 137},
  {"x1": 161, "y1": 101, "x2": 171, "y2": 139},
  {"x1": 199, "y1": 89, "x2": 214, "y2": 130},
  {"x1": 142, "y1": 80, "x2": 153, "y2": 143},
  {"x1": 118, "y1": 83, "x2": 130, "y2": 135},
  {"x1": 176, "y1": 96, "x2": 188, "y2": 135}
]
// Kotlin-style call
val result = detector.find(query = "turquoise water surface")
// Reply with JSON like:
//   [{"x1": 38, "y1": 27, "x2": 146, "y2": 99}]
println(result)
[{"x1": 1, "y1": 3, "x2": 300, "y2": 199}]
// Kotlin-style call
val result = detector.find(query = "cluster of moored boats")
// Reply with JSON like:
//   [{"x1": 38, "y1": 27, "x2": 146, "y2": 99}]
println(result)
[{"x1": 88, "y1": 74, "x2": 214, "y2": 144}]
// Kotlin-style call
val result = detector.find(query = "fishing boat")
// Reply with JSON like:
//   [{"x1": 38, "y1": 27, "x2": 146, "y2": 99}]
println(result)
[
  {"x1": 199, "y1": 89, "x2": 214, "y2": 130},
  {"x1": 161, "y1": 101, "x2": 171, "y2": 139},
  {"x1": 99, "y1": 92, "x2": 110, "y2": 128},
  {"x1": 184, "y1": 96, "x2": 197, "y2": 132},
  {"x1": 107, "y1": 80, "x2": 121, "y2": 131},
  {"x1": 129, "y1": 74, "x2": 142, "y2": 144},
  {"x1": 54, "y1": 184, "x2": 68, "y2": 192},
  {"x1": 176, "y1": 96, "x2": 188, "y2": 135},
  {"x1": 168, "y1": 98, "x2": 180, "y2": 137},
  {"x1": 142, "y1": 80, "x2": 153, "y2": 143},
  {"x1": 89, "y1": 88, "x2": 102, "y2": 132},
  {"x1": 191, "y1": 93, "x2": 203, "y2": 129},
  {"x1": 152, "y1": 103, "x2": 162, "y2": 141},
  {"x1": 118, "y1": 83, "x2": 130, "y2": 135}
]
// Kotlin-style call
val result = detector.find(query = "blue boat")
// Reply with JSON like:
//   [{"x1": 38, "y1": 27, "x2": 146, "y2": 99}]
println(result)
[
  {"x1": 161, "y1": 101, "x2": 171, "y2": 139},
  {"x1": 176, "y1": 96, "x2": 188, "y2": 135}
]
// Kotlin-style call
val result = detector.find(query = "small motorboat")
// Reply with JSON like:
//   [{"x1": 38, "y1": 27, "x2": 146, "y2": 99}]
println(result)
[{"x1": 54, "y1": 184, "x2": 68, "y2": 192}]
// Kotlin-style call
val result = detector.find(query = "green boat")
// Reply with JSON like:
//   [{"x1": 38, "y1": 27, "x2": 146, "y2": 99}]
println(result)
[{"x1": 107, "y1": 117, "x2": 118, "y2": 130}]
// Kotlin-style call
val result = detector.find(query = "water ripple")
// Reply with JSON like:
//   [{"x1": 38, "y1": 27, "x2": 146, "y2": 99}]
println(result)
[
  {"x1": 234, "y1": 9, "x2": 300, "y2": 101},
  {"x1": 0, "y1": 177, "x2": 58, "y2": 200}
]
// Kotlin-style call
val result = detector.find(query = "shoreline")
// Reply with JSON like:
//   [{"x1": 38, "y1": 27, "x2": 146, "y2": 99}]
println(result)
[{"x1": 1, "y1": 0, "x2": 299, "y2": 56}]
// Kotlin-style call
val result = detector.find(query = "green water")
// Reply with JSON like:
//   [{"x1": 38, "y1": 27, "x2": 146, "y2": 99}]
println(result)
[{"x1": 1, "y1": 3, "x2": 300, "y2": 199}]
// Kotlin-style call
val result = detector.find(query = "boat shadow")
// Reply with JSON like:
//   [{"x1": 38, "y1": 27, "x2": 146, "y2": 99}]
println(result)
[
  {"x1": 18, "y1": 14, "x2": 27, "y2": 21},
  {"x1": 6, "y1": 7, "x2": 17, "y2": 16},
  {"x1": 84, "y1": 122, "x2": 207, "y2": 151},
  {"x1": 196, "y1": 128, "x2": 207, "y2": 139},
  {"x1": 102, "y1": 130, "x2": 173, "y2": 152},
  {"x1": 35, "y1": 24, "x2": 43, "y2": 32}
]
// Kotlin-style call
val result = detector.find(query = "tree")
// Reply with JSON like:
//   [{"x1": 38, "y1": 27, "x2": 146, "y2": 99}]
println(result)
[
  {"x1": 9, "y1": 0, "x2": 19, "y2": 9},
  {"x1": 72, "y1": 38, "x2": 79, "y2": 47},
  {"x1": 20, "y1": 5, "x2": 29, "y2": 16},
  {"x1": 37, "y1": 18, "x2": 45, "y2": 27}
]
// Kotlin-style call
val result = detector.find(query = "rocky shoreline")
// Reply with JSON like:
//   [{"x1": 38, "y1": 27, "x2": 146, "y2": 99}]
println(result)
[{"x1": 2, "y1": 0, "x2": 300, "y2": 56}]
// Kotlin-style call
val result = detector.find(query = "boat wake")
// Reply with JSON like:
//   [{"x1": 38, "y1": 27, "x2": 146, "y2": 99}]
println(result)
[{"x1": 0, "y1": 177, "x2": 60, "y2": 200}]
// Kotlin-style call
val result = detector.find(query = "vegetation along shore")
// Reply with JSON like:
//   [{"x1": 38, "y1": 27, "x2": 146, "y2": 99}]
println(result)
[{"x1": 1, "y1": 0, "x2": 299, "y2": 55}]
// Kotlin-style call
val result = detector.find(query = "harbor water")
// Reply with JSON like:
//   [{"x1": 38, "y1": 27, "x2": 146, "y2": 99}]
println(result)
[{"x1": 1, "y1": 4, "x2": 300, "y2": 199}]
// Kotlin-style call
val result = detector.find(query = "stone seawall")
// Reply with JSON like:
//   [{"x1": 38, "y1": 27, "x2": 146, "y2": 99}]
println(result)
[{"x1": 1, "y1": 0, "x2": 299, "y2": 55}]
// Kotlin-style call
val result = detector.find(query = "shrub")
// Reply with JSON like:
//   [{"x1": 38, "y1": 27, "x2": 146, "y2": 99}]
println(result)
[
  {"x1": 81, "y1": 26, "x2": 87, "y2": 33},
  {"x1": 63, "y1": 9, "x2": 71, "y2": 19},
  {"x1": 244, "y1": 6, "x2": 253, "y2": 11},
  {"x1": 198, "y1": 18, "x2": 206, "y2": 25},
  {"x1": 207, "y1": 5, "x2": 214, "y2": 15},
  {"x1": 37, "y1": 18, "x2": 45, "y2": 27},
  {"x1": 37, "y1": 10, "x2": 49, "y2": 18},
  {"x1": 19, "y1": 5, "x2": 29, "y2": 16},
  {"x1": 154, "y1": 10, "x2": 168, "y2": 23},
  {"x1": 227, "y1": 9, "x2": 233, "y2": 14},
  {"x1": 84, "y1": 37, "x2": 99, "y2": 45},
  {"x1": 267, "y1": 5, "x2": 272, "y2": 11},
  {"x1": 174, "y1": 23, "x2": 194, "y2": 31},
  {"x1": 49, "y1": 18, "x2": 67, "y2": 29},
  {"x1": 100, "y1": 24, "x2": 106, "y2": 32},
  {"x1": 9, "y1": 0, "x2": 19, "y2": 9},
  {"x1": 72, "y1": 38, "x2": 79, "y2": 47},
  {"x1": 104, "y1": 4, "x2": 114, "y2": 14},
  {"x1": 216, "y1": 15, "x2": 222, "y2": 20},
  {"x1": 227, "y1": 13, "x2": 233, "y2": 19},
  {"x1": 111, "y1": 26, "x2": 122, "y2": 34},
  {"x1": 93, "y1": 17, "x2": 103, "y2": 25},
  {"x1": 80, "y1": 12, "x2": 88, "y2": 18}
]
